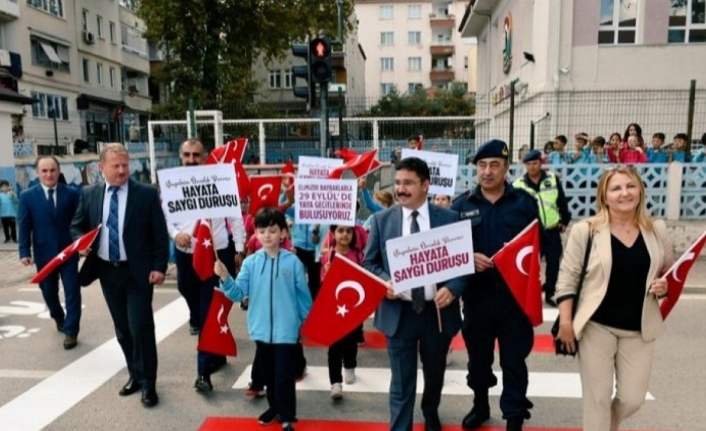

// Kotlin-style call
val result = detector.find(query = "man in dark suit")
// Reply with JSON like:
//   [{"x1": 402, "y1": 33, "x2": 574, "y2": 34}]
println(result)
[
  {"x1": 71, "y1": 143, "x2": 169, "y2": 408},
  {"x1": 363, "y1": 157, "x2": 466, "y2": 431},
  {"x1": 18, "y1": 156, "x2": 81, "y2": 349}
]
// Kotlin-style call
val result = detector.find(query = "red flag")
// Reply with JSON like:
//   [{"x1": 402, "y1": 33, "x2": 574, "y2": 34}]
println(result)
[
  {"x1": 660, "y1": 229, "x2": 706, "y2": 319},
  {"x1": 281, "y1": 160, "x2": 295, "y2": 190},
  {"x1": 492, "y1": 220, "x2": 543, "y2": 327},
  {"x1": 328, "y1": 149, "x2": 382, "y2": 180},
  {"x1": 197, "y1": 288, "x2": 238, "y2": 356},
  {"x1": 206, "y1": 138, "x2": 247, "y2": 165},
  {"x1": 334, "y1": 147, "x2": 359, "y2": 162},
  {"x1": 301, "y1": 254, "x2": 387, "y2": 346},
  {"x1": 417, "y1": 134, "x2": 424, "y2": 150},
  {"x1": 31, "y1": 225, "x2": 102, "y2": 284},
  {"x1": 249, "y1": 176, "x2": 282, "y2": 215},
  {"x1": 193, "y1": 220, "x2": 216, "y2": 281}
]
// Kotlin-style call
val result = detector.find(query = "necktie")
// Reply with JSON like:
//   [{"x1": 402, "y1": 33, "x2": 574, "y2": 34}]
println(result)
[
  {"x1": 47, "y1": 189, "x2": 55, "y2": 214},
  {"x1": 410, "y1": 210, "x2": 425, "y2": 314},
  {"x1": 107, "y1": 186, "x2": 120, "y2": 263}
]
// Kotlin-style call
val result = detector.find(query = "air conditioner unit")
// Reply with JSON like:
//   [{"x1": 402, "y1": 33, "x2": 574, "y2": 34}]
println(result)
[{"x1": 83, "y1": 31, "x2": 95, "y2": 45}]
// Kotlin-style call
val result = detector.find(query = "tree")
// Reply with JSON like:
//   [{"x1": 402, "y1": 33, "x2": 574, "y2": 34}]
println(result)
[{"x1": 138, "y1": 0, "x2": 354, "y2": 119}]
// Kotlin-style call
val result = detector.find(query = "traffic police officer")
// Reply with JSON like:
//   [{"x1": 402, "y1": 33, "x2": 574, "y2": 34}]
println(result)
[
  {"x1": 451, "y1": 139, "x2": 538, "y2": 431},
  {"x1": 512, "y1": 150, "x2": 571, "y2": 306}
]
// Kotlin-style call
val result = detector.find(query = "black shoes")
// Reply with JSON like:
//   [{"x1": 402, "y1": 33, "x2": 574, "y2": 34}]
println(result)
[
  {"x1": 119, "y1": 378, "x2": 141, "y2": 396},
  {"x1": 141, "y1": 388, "x2": 159, "y2": 407},
  {"x1": 54, "y1": 317, "x2": 64, "y2": 332},
  {"x1": 506, "y1": 417, "x2": 524, "y2": 431},
  {"x1": 194, "y1": 375, "x2": 213, "y2": 393},
  {"x1": 63, "y1": 335, "x2": 77, "y2": 350},
  {"x1": 424, "y1": 412, "x2": 442, "y2": 431},
  {"x1": 258, "y1": 408, "x2": 279, "y2": 425},
  {"x1": 462, "y1": 405, "x2": 491, "y2": 430},
  {"x1": 189, "y1": 325, "x2": 199, "y2": 336}
]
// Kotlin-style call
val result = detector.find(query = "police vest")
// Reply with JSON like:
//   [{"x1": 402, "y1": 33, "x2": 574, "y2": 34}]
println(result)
[{"x1": 512, "y1": 173, "x2": 561, "y2": 229}]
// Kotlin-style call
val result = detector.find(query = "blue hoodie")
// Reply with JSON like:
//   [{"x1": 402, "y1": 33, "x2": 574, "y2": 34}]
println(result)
[{"x1": 220, "y1": 248, "x2": 311, "y2": 344}]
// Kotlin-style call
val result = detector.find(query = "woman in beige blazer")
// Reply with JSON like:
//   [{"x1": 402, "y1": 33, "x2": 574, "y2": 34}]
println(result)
[{"x1": 555, "y1": 166, "x2": 674, "y2": 431}]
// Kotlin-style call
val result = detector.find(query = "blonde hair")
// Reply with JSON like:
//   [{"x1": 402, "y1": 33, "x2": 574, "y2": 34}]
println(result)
[
  {"x1": 99, "y1": 143, "x2": 129, "y2": 162},
  {"x1": 590, "y1": 166, "x2": 653, "y2": 233},
  {"x1": 374, "y1": 190, "x2": 394, "y2": 208}
]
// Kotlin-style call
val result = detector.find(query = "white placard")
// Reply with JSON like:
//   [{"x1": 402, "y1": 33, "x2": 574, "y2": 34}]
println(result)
[
  {"x1": 401, "y1": 149, "x2": 459, "y2": 196},
  {"x1": 386, "y1": 220, "x2": 475, "y2": 293},
  {"x1": 158, "y1": 164, "x2": 242, "y2": 224},
  {"x1": 294, "y1": 178, "x2": 357, "y2": 226},
  {"x1": 297, "y1": 156, "x2": 343, "y2": 179}
]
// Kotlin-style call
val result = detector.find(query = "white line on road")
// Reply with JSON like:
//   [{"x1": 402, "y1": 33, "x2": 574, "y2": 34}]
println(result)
[
  {"x1": 0, "y1": 298, "x2": 189, "y2": 431},
  {"x1": 232, "y1": 365, "x2": 654, "y2": 400},
  {"x1": 0, "y1": 369, "x2": 54, "y2": 379}
]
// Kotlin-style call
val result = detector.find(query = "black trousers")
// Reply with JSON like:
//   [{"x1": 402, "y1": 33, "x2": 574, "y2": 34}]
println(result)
[
  {"x1": 328, "y1": 328, "x2": 358, "y2": 384},
  {"x1": 294, "y1": 247, "x2": 320, "y2": 299},
  {"x1": 258, "y1": 341, "x2": 299, "y2": 423},
  {"x1": 541, "y1": 228, "x2": 563, "y2": 297},
  {"x1": 1, "y1": 217, "x2": 16, "y2": 241}
]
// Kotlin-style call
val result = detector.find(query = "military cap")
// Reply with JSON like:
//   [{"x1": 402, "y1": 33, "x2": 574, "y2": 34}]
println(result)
[
  {"x1": 522, "y1": 149, "x2": 542, "y2": 163},
  {"x1": 472, "y1": 139, "x2": 509, "y2": 164}
]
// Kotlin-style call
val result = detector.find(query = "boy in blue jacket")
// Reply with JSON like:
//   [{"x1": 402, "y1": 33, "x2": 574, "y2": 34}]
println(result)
[{"x1": 214, "y1": 207, "x2": 311, "y2": 431}]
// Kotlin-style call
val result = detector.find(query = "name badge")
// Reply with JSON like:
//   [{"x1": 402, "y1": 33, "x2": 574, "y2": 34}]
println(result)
[{"x1": 461, "y1": 210, "x2": 479, "y2": 219}]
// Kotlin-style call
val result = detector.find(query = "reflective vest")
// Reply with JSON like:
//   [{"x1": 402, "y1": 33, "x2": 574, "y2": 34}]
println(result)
[{"x1": 512, "y1": 172, "x2": 561, "y2": 229}]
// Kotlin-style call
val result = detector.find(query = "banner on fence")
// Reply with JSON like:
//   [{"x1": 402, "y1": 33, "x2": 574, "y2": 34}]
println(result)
[
  {"x1": 294, "y1": 178, "x2": 357, "y2": 225},
  {"x1": 401, "y1": 149, "x2": 458, "y2": 196},
  {"x1": 297, "y1": 156, "x2": 343, "y2": 179}
]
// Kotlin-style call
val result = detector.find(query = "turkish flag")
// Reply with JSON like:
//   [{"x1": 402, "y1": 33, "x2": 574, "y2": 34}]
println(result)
[
  {"x1": 660, "y1": 229, "x2": 706, "y2": 319},
  {"x1": 249, "y1": 176, "x2": 282, "y2": 215},
  {"x1": 301, "y1": 254, "x2": 388, "y2": 346},
  {"x1": 328, "y1": 149, "x2": 382, "y2": 180},
  {"x1": 193, "y1": 220, "x2": 216, "y2": 281},
  {"x1": 31, "y1": 225, "x2": 102, "y2": 284},
  {"x1": 492, "y1": 220, "x2": 543, "y2": 327},
  {"x1": 197, "y1": 288, "x2": 237, "y2": 357},
  {"x1": 417, "y1": 134, "x2": 424, "y2": 150},
  {"x1": 206, "y1": 138, "x2": 247, "y2": 165},
  {"x1": 334, "y1": 147, "x2": 359, "y2": 162},
  {"x1": 281, "y1": 160, "x2": 296, "y2": 191}
]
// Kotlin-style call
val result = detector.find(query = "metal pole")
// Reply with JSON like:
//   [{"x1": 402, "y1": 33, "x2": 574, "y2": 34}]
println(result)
[
  {"x1": 338, "y1": 86, "x2": 344, "y2": 151},
  {"x1": 320, "y1": 83, "x2": 329, "y2": 157},
  {"x1": 530, "y1": 121, "x2": 535, "y2": 151},
  {"x1": 686, "y1": 79, "x2": 696, "y2": 161},
  {"x1": 50, "y1": 107, "x2": 59, "y2": 148},
  {"x1": 188, "y1": 98, "x2": 196, "y2": 139},
  {"x1": 509, "y1": 85, "x2": 515, "y2": 164}
]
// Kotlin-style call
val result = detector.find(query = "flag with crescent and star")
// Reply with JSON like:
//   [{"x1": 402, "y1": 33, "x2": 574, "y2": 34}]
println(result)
[
  {"x1": 192, "y1": 220, "x2": 216, "y2": 281},
  {"x1": 301, "y1": 254, "x2": 388, "y2": 346},
  {"x1": 249, "y1": 176, "x2": 283, "y2": 215},
  {"x1": 31, "y1": 225, "x2": 102, "y2": 284},
  {"x1": 660, "y1": 229, "x2": 706, "y2": 319},
  {"x1": 492, "y1": 219, "x2": 543, "y2": 327},
  {"x1": 205, "y1": 138, "x2": 250, "y2": 200},
  {"x1": 328, "y1": 149, "x2": 382, "y2": 180},
  {"x1": 197, "y1": 288, "x2": 238, "y2": 357}
]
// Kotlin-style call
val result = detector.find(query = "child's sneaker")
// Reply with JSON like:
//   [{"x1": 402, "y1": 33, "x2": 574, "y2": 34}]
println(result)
[
  {"x1": 330, "y1": 383, "x2": 343, "y2": 400},
  {"x1": 258, "y1": 407, "x2": 278, "y2": 425},
  {"x1": 344, "y1": 368, "x2": 356, "y2": 384},
  {"x1": 282, "y1": 423, "x2": 295, "y2": 431},
  {"x1": 245, "y1": 382, "x2": 266, "y2": 398}
]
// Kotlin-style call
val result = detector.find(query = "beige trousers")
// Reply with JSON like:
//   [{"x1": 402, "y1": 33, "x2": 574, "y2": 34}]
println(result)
[{"x1": 578, "y1": 321, "x2": 655, "y2": 431}]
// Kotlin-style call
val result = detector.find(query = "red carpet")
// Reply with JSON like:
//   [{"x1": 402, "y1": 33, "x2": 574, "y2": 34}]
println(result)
[{"x1": 304, "y1": 331, "x2": 556, "y2": 353}]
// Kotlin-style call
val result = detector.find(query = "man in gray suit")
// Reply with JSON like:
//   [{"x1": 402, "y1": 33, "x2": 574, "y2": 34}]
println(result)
[
  {"x1": 71, "y1": 143, "x2": 169, "y2": 408},
  {"x1": 363, "y1": 157, "x2": 466, "y2": 431}
]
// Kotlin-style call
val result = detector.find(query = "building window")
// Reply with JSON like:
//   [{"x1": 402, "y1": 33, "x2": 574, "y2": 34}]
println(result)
[
  {"x1": 407, "y1": 83, "x2": 423, "y2": 93},
  {"x1": 82, "y1": 9, "x2": 89, "y2": 32},
  {"x1": 97, "y1": 63, "x2": 103, "y2": 86},
  {"x1": 30, "y1": 38, "x2": 70, "y2": 72},
  {"x1": 598, "y1": 0, "x2": 638, "y2": 44},
  {"x1": 380, "y1": 5, "x2": 393, "y2": 20},
  {"x1": 668, "y1": 0, "x2": 706, "y2": 43},
  {"x1": 119, "y1": 0, "x2": 138, "y2": 12},
  {"x1": 27, "y1": 0, "x2": 64, "y2": 18},
  {"x1": 408, "y1": 31, "x2": 421, "y2": 45},
  {"x1": 408, "y1": 4, "x2": 421, "y2": 19},
  {"x1": 283, "y1": 69, "x2": 292, "y2": 88},
  {"x1": 408, "y1": 57, "x2": 422, "y2": 71},
  {"x1": 269, "y1": 69, "x2": 281, "y2": 89},
  {"x1": 30, "y1": 91, "x2": 69, "y2": 120},
  {"x1": 109, "y1": 22, "x2": 116, "y2": 43},
  {"x1": 464, "y1": 56, "x2": 469, "y2": 69},
  {"x1": 380, "y1": 57, "x2": 394, "y2": 71},
  {"x1": 380, "y1": 83, "x2": 395, "y2": 95},
  {"x1": 109, "y1": 67, "x2": 116, "y2": 88},
  {"x1": 97, "y1": 16, "x2": 104, "y2": 38},
  {"x1": 381, "y1": 32, "x2": 394, "y2": 46},
  {"x1": 82, "y1": 58, "x2": 89, "y2": 82}
]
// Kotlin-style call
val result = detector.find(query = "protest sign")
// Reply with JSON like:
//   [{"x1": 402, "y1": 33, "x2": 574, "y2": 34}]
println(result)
[
  {"x1": 385, "y1": 220, "x2": 474, "y2": 294},
  {"x1": 297, "y1": 156, "x2": 343, "y2": 179},
  {"x1": 294, "y1": 178, "x2": 357, "y2": 225},
  {"x1": 401, "y1": 149, "x2": 458, "y2": 196},
  {"x1": 159, "y1": 164, "x2": 242, "y2": 224}
]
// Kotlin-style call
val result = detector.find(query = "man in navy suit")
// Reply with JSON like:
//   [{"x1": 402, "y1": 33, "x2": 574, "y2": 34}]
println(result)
[
  {"x1": 363, "y1": 157, "x2": 466, "y2": 431},
  {"x1": 71, "y1": 143, "x2": 169, "y2": 408},
  {"x1": 18, "y1": 156, "x2": 81, "y2": 350}
]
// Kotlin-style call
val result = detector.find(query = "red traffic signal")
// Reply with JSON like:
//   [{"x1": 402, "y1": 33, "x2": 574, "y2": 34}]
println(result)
[{"x1": 309, "y1": 37, "x2": 331, "y2": 84}]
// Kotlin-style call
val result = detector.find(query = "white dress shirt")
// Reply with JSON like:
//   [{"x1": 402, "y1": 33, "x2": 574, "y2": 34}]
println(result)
[
  {"x1": 40, "y1": 183, "x2": 57, "y2": 206},
  {"x1": 401, "y1": 202, "x2": 436, "y2": 301},
  {"x1": 98, "y1": 183, "x2": 128, "y2": 261}
]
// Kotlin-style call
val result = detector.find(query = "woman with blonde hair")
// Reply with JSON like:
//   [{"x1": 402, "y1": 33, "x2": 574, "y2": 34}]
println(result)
[{"x1": 555, "y1": 166, "x2": 674, "y2": 431}]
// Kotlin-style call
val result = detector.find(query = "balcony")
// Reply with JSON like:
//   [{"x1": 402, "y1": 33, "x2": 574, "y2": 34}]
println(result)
[
  {"x1": 0, "y1": 0, "x2": 19, "y2": 21},
  {"x1": 429, "y1": 42, "x2": 455, "y2": 56},
  {"x1": 460, "y1": 0, "x2": 495, "y2": 37},
  {"x1": 429, "y1": 13, "x2": 455, "y2": 28},
  {"x1": 430, "y1": 67, "x2": 454, "y2": 82}
]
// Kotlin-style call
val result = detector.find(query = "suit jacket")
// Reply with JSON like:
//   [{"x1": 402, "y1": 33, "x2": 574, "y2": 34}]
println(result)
[
  {"x1": 556, "y1": 219, "x2": 674, "y2": 341},
  {"x1": 363, "y1": 204, "x2": 466, "y2": 338},
  {"x1": 18, "y1": 183, "x2": 80, "y2": 267},
  {"x1": 70, "y1": 179, "x2": 169, "y2": 288}
]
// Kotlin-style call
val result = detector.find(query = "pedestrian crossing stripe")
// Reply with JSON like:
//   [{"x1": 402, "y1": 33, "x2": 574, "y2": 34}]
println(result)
[
  {"x1": 232, "y1": 365, "x2": 655, "y2": 400},
  {"x1": 368, "y1": 308, "x2": 560, "y2": 323}
]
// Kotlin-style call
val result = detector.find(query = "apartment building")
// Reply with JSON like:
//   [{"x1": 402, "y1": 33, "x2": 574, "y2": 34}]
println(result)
[
  {"x1": 355, "y1": 0, "x2": 474, "y2": 105},
  {"x1": 0, "y1": 0, "x2": 151, "y2": 157}
]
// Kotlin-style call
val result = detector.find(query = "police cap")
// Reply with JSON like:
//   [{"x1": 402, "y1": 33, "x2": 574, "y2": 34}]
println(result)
[
  {"x1": 522, "y1": 149, "x2": 542, "y2": 163},
  {"x1": 472, "y1": 139, "x2": 509, "y2": 164}
]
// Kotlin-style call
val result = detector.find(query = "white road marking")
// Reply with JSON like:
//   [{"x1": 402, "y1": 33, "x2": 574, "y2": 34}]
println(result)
[
  {"x1": 0, "y1": 298, "x2": 189, "y2": 431},
  {"x1": 0, "y1": 369, "x2": 54, "y2": 379},
  {"x1": 369, "y1": 308, "x2": 561, "y2": 323},
  {"x1": 232, "y1": 365, "x2": 654, "y2": 400}
]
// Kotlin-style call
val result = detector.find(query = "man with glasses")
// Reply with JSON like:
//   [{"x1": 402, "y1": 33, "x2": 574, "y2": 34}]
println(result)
[
  {"x1": 363, "y1": 157, "x2": 466, "y2": 431},
  {"x1": 452, "y1": 140, "x2": 539, "y2": 431}
]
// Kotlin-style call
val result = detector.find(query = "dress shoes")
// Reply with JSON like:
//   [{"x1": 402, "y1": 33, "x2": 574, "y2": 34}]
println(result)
[
  {"x1": 141, "y1": 388, "x2": 159, "y2": 407},
  {"x1": 119, "y1": 378, "x2": 141, "y2": 396},
  {"x1": 63, "y1": 335, "x2": 78, "y2": 350},
  {"x1": 424, "y1": 412, "x2": 443, "y2": 431},
  {"x1": 461, "y1": 406, "x2": 491, "y2": 430},
  {"x1": 194, "y1": 375, "x2": 213, "y2": 393}
]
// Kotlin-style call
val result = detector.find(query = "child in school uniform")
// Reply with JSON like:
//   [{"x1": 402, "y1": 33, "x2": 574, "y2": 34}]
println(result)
[{"x1": 214, "y1": 208, "x2": 311, "y2": 431}]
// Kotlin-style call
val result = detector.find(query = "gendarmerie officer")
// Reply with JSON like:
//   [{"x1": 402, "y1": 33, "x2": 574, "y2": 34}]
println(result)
[{"x1": 451, "y1": 139, "x2": 539, "y2": 431}]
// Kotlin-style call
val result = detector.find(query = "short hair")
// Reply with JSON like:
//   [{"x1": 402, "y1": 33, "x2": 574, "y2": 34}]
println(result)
[
  {"x1": 35, "y1": 155, "x2": 61, "y2": 170},
  {"x1": 99, "y1": 143, "x2": 129, "y2": 162},
  {"x1": 180, "y1": 139, "x2": 204, "y2": 153},
  {"x1": 373, "y1": 190, "x2": 394, "y2": 207},
  {"x1": 652, "y1": 132, "x2": 665, "y2": 141},
  {"x1": 396, "y1": 157, "x2": 430, "y2": 182},
  {"x1": 592, "y1": 136, "x2": 606, "y2": 146},
  {"x1": 554, "y1": 135, "x2": 567, "y2": 144},
  {"x1": 674, "y1": 133, "x2": 689, "y2": 141},
  {"x1": 0, "y1": 180, "x2": 9, "y2": 187},
  {"x1": 253, "y1": 207, "x2": 287, "y2": 230},
  {"x1": 407, "y1": 135, "x2": 419, "y2": 143}
]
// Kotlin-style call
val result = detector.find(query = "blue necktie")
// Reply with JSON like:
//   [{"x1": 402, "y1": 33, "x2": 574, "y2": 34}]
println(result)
[
  {"x1": 47, "y1": 189, "x2": 55, "y2": 214},
  {"x1": 410, "y1": 210, "x2": 425, "y2": 314},
  {"x1": 107, "y1": 186, "x2": 120, "y2": 262}
]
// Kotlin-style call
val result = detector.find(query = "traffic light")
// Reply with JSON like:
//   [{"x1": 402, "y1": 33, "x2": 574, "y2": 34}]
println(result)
[
  {"x1": 291, "y1": 42, "x2": 316, "y2": 107},
  {"x1": 309, "y1": 37, "x2": 332, "y2": 84}
]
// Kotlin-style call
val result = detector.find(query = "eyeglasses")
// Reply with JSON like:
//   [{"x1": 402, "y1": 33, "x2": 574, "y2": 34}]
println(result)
[{"x1": 394, "y1": 179, "x2": 421, "y2": 187}]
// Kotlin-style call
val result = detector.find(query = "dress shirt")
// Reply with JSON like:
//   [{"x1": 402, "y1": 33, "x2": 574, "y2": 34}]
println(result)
[
  {"x1": 40, "y1": 183, "x2": 57, "y2": 206},
  {"x1": 401, "y1": 202, "x2": 435, "y2": 301},
  {"x1": 98, "y1": 183, "x2": 128, "y2": 261},
  {"x1": 167, "y1": 216, "x2": 245, "y2": 254}
]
